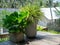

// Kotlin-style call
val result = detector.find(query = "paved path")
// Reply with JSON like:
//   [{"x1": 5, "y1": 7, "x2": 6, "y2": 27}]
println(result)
[{"x1": 0, "y1": 31, "x2": 60, "y2": 45}]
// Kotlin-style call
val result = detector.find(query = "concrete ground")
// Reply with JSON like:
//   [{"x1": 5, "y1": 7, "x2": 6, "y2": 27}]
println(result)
[{"x1": 0, "y1": 31, "x2": 60, "y2": 45}]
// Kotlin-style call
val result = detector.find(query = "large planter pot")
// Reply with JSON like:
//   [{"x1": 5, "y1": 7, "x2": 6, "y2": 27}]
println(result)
[
  {"x1": 10, "y1": 32, "x2": 24, "y2": 42},
  {"x1": 26, "y1": 20, "x2": 37, "y2": 38}
]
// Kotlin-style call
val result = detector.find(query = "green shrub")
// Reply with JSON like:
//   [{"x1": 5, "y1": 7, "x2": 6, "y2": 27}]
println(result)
[
  {"x1": 0, "y1": 37, "x2": 9, "y2": 42},
  {"x1": 0, "y1": 10, "x2": 11, "y2": 27},
  {"x1": 37, "y1": 25, "x2": 44, "y2": 31},
  {"x1": 3, "y1": 10, "x2": 29, "y2": 33}
]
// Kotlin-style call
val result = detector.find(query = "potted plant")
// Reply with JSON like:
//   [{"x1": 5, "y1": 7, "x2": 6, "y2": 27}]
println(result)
[
  {"x1": 3, "y1": 10, "x2": 29, "y2": 42},
  {"x1": 21, "y1": 5, "x2": 44, "y2": 38}
]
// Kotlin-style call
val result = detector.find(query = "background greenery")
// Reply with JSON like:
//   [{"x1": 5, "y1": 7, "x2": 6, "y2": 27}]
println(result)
[
  {"x1": 0, "y1": 37, "x2": 9, "y2": 42},
  {"x1": 0, "y1": 0, "x2": 59, "y2": 8},
  {"x1": 0, "y1": 10, "x2": 11, "y2": 27},
  {"x1": 37, "y1": 25, "x2": 60, "y2": 34}
]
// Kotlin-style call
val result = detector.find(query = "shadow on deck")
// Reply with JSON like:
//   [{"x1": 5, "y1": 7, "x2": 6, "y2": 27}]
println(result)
[{"x1": 0, "y1": 35, "x2": 45, "y2": 45}]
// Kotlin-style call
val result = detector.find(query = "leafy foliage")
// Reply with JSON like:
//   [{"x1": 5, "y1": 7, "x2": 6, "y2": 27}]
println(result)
[
  {"x1": 3, "y1": 11, "x2": 29, "y2": 33},
  {"x1": 0, "y1": 10, "x2": 11, "y2": 27},
  {"x1": 20, "y1": 5, "x2": 44, "y2": 23},
  {"x1": 37, "y1": 25, "x2": 43, "y2": 31}
]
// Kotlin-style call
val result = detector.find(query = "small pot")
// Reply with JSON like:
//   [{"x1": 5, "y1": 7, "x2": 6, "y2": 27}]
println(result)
[{"x1": 10, "y1": 32, "x2": 24, "y2": 42}]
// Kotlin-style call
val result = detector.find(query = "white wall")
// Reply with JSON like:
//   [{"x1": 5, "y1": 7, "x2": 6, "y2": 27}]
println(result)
[{"x1": 0, "y1": 27, "x2": 3, "y2": 34}]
